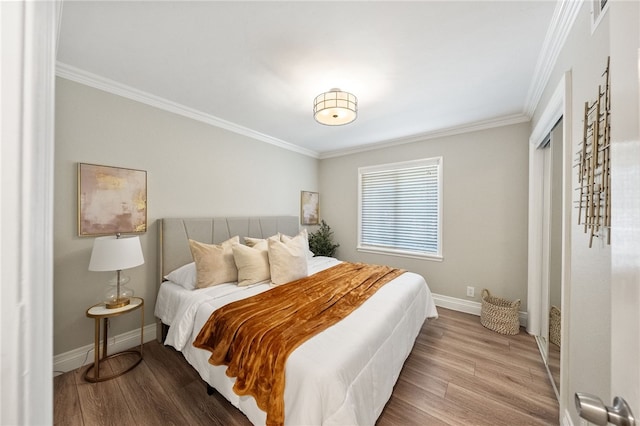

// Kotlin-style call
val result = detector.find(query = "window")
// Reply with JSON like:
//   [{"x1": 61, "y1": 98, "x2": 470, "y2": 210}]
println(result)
[{"x1": 358, "y1": 157, "x2": 442, "y2": 260}]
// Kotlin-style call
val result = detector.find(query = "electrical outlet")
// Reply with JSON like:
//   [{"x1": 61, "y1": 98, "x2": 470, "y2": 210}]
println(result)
[{"x1": 466, "y1": 286, "x2": 475, "y2": 297}]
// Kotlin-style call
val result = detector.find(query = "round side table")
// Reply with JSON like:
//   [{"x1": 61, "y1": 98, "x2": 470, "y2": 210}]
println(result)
[{"x1": 84, "y1": 296, "x2": 144, "y2": 382}]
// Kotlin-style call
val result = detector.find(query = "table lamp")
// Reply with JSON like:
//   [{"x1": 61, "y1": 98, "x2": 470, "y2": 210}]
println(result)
[{"x1": 89, "y1": 234, "x2": 144, "y2": 309}]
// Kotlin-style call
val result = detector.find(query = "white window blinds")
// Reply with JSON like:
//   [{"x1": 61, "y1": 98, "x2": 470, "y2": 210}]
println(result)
[{"x1": 358, "y1": 157, "x2": 442, "y2": 259}]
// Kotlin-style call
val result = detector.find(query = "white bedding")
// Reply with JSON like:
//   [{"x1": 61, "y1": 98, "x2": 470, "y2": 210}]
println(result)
[{"x1": 156, "y1": 256, "x2": 438, "y2": 425}]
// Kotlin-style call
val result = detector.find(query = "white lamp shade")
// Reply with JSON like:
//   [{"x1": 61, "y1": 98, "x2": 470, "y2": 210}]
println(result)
[{"x1": 89, "y1": 235, "x2": 144, "y2": 271}]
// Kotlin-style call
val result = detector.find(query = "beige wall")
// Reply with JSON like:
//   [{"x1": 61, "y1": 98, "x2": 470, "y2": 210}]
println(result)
[
  {"x1": 54, "y1": 78, "x2": 318, "y2": 355},
  {"x1": 318, "y1": 123, "x2": 530, "y2": 305},
  {"x1": 531, "y1": 2, "x2": 611, "y2": 423}
]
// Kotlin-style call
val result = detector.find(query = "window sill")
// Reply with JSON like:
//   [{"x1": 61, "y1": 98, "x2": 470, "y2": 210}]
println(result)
[{"x1": 356, "y1": 246, "x2": 443, "y2": 262}]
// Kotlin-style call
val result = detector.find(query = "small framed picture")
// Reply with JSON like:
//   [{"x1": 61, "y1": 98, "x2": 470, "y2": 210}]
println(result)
[
  {"x1": 78, "y1": 163, "x2": 147, "y2": 236},
  {"x1": 300, "y1": 191, "x2": 319, "y2": 225}
]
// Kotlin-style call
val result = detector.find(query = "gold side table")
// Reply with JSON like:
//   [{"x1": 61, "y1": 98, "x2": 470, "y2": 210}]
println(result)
[{"x1": 84, "y1": 296, "x2": 144, "y2": 382}]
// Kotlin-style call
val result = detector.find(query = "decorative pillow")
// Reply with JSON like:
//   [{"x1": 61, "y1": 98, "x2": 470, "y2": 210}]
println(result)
[
  {"x1": 280, "y1": 229, "x2": 314, "y2": 259},
  {"x1": 188, "y1": 236, "x2": 239, "y2": 288},
  {"x1": 268, "y1": 233, "x2": 309, "y2": 285},
  {"x1": 164, "y1": 262, "x2": 197, "y2": 290},
  {"x1": 232, "y1": 240, "x2": 270, "y2": 286}
]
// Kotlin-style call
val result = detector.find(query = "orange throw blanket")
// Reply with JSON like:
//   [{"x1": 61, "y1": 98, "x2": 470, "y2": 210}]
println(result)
[{"x1": 193, "y1": 262, "x2": 404, "y2": 426}]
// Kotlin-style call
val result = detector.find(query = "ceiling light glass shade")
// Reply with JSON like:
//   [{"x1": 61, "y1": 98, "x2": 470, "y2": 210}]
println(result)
[
  {"x1": 89, "y1": 235, "x2": 144, "y2": 308},
  {"x1": 313, "y1": 88, "x2": 358, "y2": 126}
]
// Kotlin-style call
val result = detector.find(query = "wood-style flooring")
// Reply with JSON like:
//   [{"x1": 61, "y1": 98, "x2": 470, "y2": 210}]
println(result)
[{"x1": 54, "y1": 308, "x2": 559, "y2": 425}]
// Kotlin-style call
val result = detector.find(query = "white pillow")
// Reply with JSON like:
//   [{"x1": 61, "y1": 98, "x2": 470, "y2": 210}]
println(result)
[
  {"x1": 188, "y1": 236, "x2": 239, "y2": 288},
  {"x1": 232, "y1": 240, "x2": 270, "y2": 286},
  {"x1": 268, "y1": 232, "x2": 308, "y2": 285},
  {"x1": 164, "y1": 262, "x2": 197, "y2": 290},
  {"x1": 280, "y1": 229, "x2": 314, "y2": 259}
]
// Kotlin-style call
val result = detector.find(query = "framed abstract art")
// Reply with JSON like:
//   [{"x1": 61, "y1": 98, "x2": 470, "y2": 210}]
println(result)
[
  {"x1": 300, "y1": 190, "x2": 319, "y2": 225},
  {"x1": 78, "y1": 163, "x2": 147, "y2": 236}
]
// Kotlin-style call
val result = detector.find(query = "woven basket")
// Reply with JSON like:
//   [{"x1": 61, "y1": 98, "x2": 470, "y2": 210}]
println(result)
[
  {"x1": 480, "y1": 289, "x2": 521, "y2": 335},
  {"x1": 549, "y1": 305, "x2": 561, "y2": 347}
]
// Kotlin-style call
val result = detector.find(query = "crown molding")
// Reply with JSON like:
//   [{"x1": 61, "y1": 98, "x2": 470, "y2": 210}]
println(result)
[
  {"x1": 318, "y1": 113, "x2": 530, "y2": 160},
  {"x1": 55, "y1": 62, "x2": 320, "y2": 159},
  {"x1": 524, "y1": 0, "x2": 583, "y2": 117}
]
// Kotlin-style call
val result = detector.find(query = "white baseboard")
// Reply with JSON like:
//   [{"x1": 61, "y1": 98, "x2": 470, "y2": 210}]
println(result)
[
  {"x1": 432, "y1": 293, "x2": 528, "y2": 327},
  {"x1": 53, "y1": 323, "x2": 157, "y2": 375},
  {"x1": 432, "y1": 293, "x2": 482, "y2": 315}
]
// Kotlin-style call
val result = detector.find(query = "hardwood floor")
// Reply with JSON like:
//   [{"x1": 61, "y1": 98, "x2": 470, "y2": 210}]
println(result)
[{"x1": 54, "y1": 308, "x2": 559, "y2": 425}]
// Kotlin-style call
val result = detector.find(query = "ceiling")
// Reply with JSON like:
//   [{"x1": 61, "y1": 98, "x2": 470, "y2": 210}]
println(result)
[{"x1": 57, "y1": 1, "x2": 559, "y2": 158}]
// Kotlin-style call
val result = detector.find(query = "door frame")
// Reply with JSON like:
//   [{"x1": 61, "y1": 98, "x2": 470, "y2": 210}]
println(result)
[
  {"x1": 0, "y1": 2, "x2": 58, "y2": 424},
  {"x1": 527, "y1": 71, "x2": 572, "y2": 418}
]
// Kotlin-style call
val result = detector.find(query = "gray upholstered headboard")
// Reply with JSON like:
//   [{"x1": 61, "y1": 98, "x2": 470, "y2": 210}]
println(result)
[
  {"x1": 158, "y1": 216, "x2": 300, "y2": 280},
  {"x1": 156, "y1": 216, "x2": 300, "y2": 341}
]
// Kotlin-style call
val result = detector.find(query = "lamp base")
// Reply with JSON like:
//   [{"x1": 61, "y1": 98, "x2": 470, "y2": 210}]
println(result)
[
  {"x1": 104, "y1": 278, "x2": 134, "y2": 309},
  {"x1": 105, "y1": 297, "x2": 130, "y2": 309}
]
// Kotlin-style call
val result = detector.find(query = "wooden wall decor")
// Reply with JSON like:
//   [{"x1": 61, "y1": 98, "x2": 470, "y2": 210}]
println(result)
[{"x1": 576, "y1": 57, "x2": 611, "y2": 248}]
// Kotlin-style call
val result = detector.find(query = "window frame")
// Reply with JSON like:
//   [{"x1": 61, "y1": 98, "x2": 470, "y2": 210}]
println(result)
[
  {"x1": 590, "y1": 0, "x2": 609, "y2": 33},
  {"x1": 357, "y1": 157, "x2": 443, "y2": 261}
]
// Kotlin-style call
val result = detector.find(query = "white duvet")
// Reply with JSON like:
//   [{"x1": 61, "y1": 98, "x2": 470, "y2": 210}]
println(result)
[{"x1": 158, "y1": 257, "x2": 438, "y2": 425}]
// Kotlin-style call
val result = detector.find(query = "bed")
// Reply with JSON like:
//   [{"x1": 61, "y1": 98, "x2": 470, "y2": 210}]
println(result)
[{"x1": 154, "y1": 216, "x2": 438, "y2": 425}]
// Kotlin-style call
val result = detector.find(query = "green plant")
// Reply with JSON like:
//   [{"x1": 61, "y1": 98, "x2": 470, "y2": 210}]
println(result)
[{"x1": 308, "y1": 220, "x2": 340, "y2": 257}]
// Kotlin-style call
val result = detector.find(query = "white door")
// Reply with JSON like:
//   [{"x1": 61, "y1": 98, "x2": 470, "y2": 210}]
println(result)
[
  {"x1": 576, "y1": 2, "x2": 640, "y2": 424},
  {"x1": 610, "y1": 0, "x2": 640, "y2": 421},
  {"x1": 609, "y1": 0, "x2": 640, "y2": 421}
]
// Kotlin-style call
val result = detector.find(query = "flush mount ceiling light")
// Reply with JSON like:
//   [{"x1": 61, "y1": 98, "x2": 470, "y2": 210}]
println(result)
[{"x1": 313, "y1": 88, "x2": 358, "y2": 126}]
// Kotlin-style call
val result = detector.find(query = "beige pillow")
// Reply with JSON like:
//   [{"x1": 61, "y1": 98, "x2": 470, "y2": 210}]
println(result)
[
  {"x1": 232, "y1": 241, "x2": 270, "y2": 286},
  {"x1": 280, "y1": 229, "x2": 314, "y2": 259},
  {"x1": 188, "y1": 236, "x2": 239, "y2": 288},
  {"x1": 268, "y1": 233, "x2": 308, "y2": 285}
]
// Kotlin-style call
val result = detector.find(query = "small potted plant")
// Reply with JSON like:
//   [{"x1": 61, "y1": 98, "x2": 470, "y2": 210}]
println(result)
[{"x1": 308, "y1": 220, "x2": 340, "y2": 257}]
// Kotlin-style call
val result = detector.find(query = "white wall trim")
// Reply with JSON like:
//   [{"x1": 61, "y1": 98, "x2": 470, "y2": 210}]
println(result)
[
  {"x1": 524, "y1": 0, "x2": 582, "y2": 116},
  {"x1": 589, "y1": 0, "x2": 609, "y2": 34},
  {"x1": 527, "y1": 74, "x2": 567, "y2": 339},
  {"x1": 54, "y1": 323, "x2": 157, "y2": 375},
  {"x1": 527, "y1": 71, "x2": 572, "y2": 421},
  {"x1": 530, "y1": 78, "x2": 566, "y2": 148},
  {"x1": 55, "y1": 61, "x2": 320, "y2": 159},
  {"x1": 432, "y1": 293, "x2": 528, "y2": 328},
  {"x1": 55, "y1": 62, "x2": 533, "y2": 163},
  {"x1": 527, "y1": 141, "x2": 545, "y2": 338},
  {"x1": 433, "y1": 293, "x2": 482, "y2": 316},
  {"x1": 1, "y1": 2, "x2": 58, "y2": 424}
]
